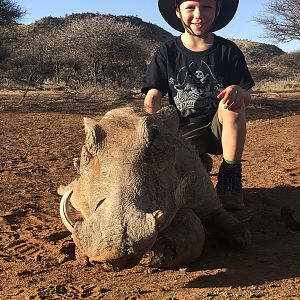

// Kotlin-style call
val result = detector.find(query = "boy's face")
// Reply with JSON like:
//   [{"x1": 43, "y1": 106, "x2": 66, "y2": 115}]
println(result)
[{"x1": 176, "y1": 0, "x2": 217, "y2": 36}]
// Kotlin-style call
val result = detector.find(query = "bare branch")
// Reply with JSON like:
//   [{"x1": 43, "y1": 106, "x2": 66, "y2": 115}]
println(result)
[
  {"x1": 0, "y1": 0, "x2": 25, "y2": 25},
  {"x1": 254, "y1": 0, "x2": 300, "y2": 43}
]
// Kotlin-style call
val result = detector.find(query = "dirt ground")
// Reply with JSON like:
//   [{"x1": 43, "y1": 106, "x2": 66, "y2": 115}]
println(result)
[{"x1": 0, "y1": 90, "x2": 299, "y2": 299}]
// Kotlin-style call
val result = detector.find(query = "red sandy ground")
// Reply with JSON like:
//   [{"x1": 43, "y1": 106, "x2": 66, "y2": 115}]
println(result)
[{"x1": 0, "y1": 91, "x2": 299, "y2": 299}]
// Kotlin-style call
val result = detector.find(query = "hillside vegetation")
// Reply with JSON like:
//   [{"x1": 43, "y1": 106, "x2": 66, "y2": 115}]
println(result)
[
  {"x1": 233, "y1": 39, "x2": 285, "y2": 65},
  {"x1": 0, "y1": 13, "x2": 299, "y2": 94}
]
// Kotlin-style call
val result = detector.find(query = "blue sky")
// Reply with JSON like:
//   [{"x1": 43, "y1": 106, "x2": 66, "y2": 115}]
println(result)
[{"x1": 17, "y1": 0, "x2": 300, "y2": 53}]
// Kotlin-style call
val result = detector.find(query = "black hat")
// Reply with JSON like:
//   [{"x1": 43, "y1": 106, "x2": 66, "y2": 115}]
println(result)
[{"x1": 158, "y1": 0, "x2": 239, "y2": 33}]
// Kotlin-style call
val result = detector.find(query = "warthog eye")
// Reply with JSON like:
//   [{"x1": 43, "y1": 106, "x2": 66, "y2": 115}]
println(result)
[
  {"x1": 141, "y1": 118, "x2": 160, "y2": 148},
  {"x1": 95, "y1": 198, "x2": 106, "y2": 211},
  {"x1": 81, "y1": 145, "x2": 92, "y2": 166}
]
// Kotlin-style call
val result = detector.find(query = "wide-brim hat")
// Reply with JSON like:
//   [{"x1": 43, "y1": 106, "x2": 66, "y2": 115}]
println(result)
[{"x1": 158, "y1": 0, "x2": 239, "y2": 33}]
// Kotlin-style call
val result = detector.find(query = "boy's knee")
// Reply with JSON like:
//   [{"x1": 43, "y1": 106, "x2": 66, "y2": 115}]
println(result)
[
  {"x1": 218, "y1": 101, "x2": 245, "y2": 113},
  {"x1": 218, "y1": 102, "x2": 245, "y2": 123}
]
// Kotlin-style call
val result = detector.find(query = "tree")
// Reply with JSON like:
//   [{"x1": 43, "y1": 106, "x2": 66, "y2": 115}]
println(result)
[
  {"x1": 0, "y1": 0, "x2": 25, "y2": 68},
  {"x1": 0, "y1": 0, "x2": 25, "y2": 25},
  {"x1": 6, "y1": 30, "x2": 52, "y2": 102},
  {"x1": 60, "y1": 15, "x2": 147, "y2": 87},
  {"x1": 254, "y1": 0, "x2": 300, "y2": 43}
]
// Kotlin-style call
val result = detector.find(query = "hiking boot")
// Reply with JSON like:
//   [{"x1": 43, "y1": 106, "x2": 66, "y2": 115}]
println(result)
[
  {"x1": 203, "y1": 208, "x2": 251, "y2": 250},
  {"x1": 200, "y1": 153, "x2": 213, "y2": 174},
  {"x1": 216, "y1": 162, "x2": 245, "y2": 210}
]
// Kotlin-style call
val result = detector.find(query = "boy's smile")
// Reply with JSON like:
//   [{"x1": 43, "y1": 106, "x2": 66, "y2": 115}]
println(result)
[{"x1": 176, "y1": 0, "x2": 217, "y2": 37}]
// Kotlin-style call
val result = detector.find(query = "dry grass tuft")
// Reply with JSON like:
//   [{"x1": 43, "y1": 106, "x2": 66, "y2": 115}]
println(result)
[{"x1": 254, "y1": 77, "x2": 300, "y2": 92}]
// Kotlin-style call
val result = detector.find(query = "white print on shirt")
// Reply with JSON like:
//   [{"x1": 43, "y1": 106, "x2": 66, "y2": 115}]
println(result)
[
  {"x1": 195, "y1": 70, "x2": 209, "y2": 83},
  {"x1": 169, "y1": 60, "x2": 223, "y2": 117}
]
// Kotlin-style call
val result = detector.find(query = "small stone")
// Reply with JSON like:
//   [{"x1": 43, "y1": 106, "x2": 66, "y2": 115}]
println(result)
[
  {"x1": 179, "y1": 268, "x2": 187, "y2": 272},
  {"x1": 145, "y1": 268, "x2": 159, "y2": 274}
]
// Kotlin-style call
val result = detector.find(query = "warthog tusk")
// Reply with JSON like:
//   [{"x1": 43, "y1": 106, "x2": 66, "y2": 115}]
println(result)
[
  {"x1": 153, "y1": 210, "x2": 164, "y2": 226},
  {"x1": 60, "y1": 190, "x2": 75, "y2": 232}
]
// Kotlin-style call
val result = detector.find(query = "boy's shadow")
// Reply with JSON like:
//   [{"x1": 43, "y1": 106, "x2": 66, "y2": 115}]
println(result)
[{"x1": 186, "y1": 185, "x2": 300, "y2": 288}]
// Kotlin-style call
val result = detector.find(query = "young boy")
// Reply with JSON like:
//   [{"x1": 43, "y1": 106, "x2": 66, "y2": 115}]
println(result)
[{"x1": 142, "y1": 0, "x2": 255, "y2": 211}]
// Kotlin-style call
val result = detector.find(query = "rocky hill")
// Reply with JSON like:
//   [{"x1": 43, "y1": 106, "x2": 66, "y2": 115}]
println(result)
[
  {"x1": 28, "y1": 13, "x2": 286, "y2": 66},
  {"x1": 233, "y1": 39, "x2": 285, "y2": 65},
  {"x1": 6, "y1": 12, "x2": 296, "y2": 90},
  {"x1": 31, "y1": 13, "x2": 174, "y2": 44}
]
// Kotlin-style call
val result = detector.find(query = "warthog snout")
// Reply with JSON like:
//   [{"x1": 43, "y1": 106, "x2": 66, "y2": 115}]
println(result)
[
  {"x1": 60, "y1": 189, "x2": 159, "y2": 270},
  {"x1": 89, "y1": 250, "x2": 142, "y2": 271}
]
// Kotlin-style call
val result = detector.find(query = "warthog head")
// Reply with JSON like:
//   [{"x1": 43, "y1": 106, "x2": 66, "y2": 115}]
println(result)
[{"x1": 60, "y1": 106, "x2": 181, "y2": 270}]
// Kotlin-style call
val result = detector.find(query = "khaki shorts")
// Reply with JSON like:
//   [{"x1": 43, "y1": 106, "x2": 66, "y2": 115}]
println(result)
[{"x1": 179, "y1": 111, "x2": 222, "y2": 155}]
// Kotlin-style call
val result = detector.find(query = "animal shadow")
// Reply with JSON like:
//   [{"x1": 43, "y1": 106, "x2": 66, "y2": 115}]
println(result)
[{"x1": 186, "y1": 185, "x2": 300, "y2": 288}]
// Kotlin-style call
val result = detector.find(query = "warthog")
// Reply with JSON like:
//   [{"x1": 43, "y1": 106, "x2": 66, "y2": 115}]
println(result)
[{"x1": 58, "y1": 106, "x2": 250, "y2": 270}]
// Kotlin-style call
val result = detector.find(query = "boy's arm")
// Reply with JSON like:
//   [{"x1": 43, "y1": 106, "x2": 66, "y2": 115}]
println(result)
[{"x1": 143, "y1": 88, "x2": 163, "y2": 114}]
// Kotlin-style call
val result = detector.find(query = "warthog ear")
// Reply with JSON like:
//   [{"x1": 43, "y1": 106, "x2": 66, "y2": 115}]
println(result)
[
  {"x1": 154, "y1": 105, "x2": 179, "y2": 134},
  {"x1": 83, "y1": 117, "x2": 106, "y2": 154}
]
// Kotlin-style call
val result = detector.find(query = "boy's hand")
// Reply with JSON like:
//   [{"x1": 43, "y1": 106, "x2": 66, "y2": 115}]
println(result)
[
  {"x1": 217, "y1": 85, "x2": 244, "y2": 110},
  {"x1": 144, "y1": 88, "x2": 163, "y2": 114}
]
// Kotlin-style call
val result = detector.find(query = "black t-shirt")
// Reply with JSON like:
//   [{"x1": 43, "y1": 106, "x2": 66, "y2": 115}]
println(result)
[{"x1": 142, "y1": 34, "x2": 255, "y2": 126}]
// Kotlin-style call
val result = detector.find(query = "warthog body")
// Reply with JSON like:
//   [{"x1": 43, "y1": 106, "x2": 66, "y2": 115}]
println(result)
[{"x1": 59, "y1": 106, "x2": 244, "y2": 270}]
